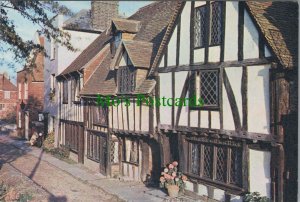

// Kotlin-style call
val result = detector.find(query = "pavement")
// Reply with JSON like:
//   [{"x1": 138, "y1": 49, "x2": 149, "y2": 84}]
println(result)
[{"x1": 0, "y1": 132, "x2": 202, "y2": 202}]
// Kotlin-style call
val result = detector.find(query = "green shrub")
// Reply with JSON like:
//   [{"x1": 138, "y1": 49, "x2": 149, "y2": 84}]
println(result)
[{"x1": 244, "y1": 192, "x2": 270, "y2": 202}]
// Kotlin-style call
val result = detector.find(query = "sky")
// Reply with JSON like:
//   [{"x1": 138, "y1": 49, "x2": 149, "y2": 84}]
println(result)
[{"x1": 0, "y1": 1, "x2": 152, "y2": 84}]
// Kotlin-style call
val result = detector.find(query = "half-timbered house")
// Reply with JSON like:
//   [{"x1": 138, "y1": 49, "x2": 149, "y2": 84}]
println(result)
[
  {"x1": 79, "y1": 2, "x2": 180, "y2": 180},
  {"x1": 152, "y1": 1, "x2": 298, "y2": 202}
]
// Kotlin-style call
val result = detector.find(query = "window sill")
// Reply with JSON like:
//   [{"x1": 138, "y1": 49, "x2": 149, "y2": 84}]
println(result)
[
  {"x1": 189, "y1": 106, "x2": 220, "y2": 111},
  {"x1": 184, "y1": 172, "x2": 245, "y2": 195}
]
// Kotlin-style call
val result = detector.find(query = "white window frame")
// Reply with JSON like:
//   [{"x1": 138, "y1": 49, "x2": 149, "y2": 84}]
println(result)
[{"x1": 4, "y1": 91, "x2": 10, "y2": 99}]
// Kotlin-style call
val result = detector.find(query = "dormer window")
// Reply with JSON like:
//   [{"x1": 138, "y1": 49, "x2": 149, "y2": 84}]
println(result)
[{"x1": 118, "y1": 65, "x2": 135, "y2": 93}]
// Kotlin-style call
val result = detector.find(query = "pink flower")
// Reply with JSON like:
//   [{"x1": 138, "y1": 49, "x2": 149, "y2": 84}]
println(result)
[
  {"x1": 168, "y1": 164, "x2": 174, "y2": 169},
  {"x1": 160, "y1": 177, "x2": 165, "y2": 182},
  {"x1": 182, "y1": 175, "x2": 188, "y2": 181},
  {"x1": 164, "y1": 174, "x2": 172, "y2": 179},
  {"x1": 172, "y1": 161, "x2": 178, "y2": 166},
  {"x1": 172, "y1": 172, "x2": 177, "y2": 177}
]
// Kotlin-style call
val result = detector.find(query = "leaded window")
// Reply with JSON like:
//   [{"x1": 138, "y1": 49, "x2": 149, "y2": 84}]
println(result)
[
  {"x1": 188, "y1": 140, "x2": 242, "y2": 187},
  {"x1": 199, "y1": 70, "x2": 219, "y2": 107},
  {"x1": 118, "y1": 66, "x2": 135, "y2": 93},
  {"x1": 194, "y1": 2, "x2": 223, "y2": 48},
  {"x1": 194, "y1": 6, "x2": 206, "y2": 48},
  {"x1": 110, "y1": 140, "x2": 119, "y2": 164},
  {"x1": 210, "y1": 2, "x2": 222, "y2": 46},
  {"x1": 87, "y1": 130, "x2": 107, "y2": 164},
  {"x1": 190, "y1": 70, "x2": 219, "y2": 109}
]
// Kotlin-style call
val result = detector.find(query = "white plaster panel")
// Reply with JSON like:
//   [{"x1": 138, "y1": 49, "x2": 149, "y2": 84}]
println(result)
[
  {"x1": 194, "y1": 48, "x2": 205, "y2": 63},
  {"x1": 179, "y1": 2, "x2": 191, "y2": 65},
  {"x1": 113, "y1": 106, "x2": 118, "y2": 129},
  {"x1": 213, "y1": 188, "x2": 225, "y2": 201},
  {"x1": 185, "y1": 181, "x2": 193, "y2": 192},
  {"x1": 119, "y1": 52, "x2": 127, "y2": 66},
  {"x1": 247, "y1": 65, "x2": 270, "y2": 134},
  {"x1": 208, "y1": 46, "x2": 220, "y2": 62},
  {"x1": 265, "y1": 45, "x2": 272, "y2": 57},
  {"x1": 118, "y1": 104, "x2": 123, "y2": 130},
  {"x1": 224, "y1": 2, "x2": 239, "y2": 61},
  {"x1": 123, "y1": 162, "x2": 128, "y2": 175},
  {"x1": 230, "y1": 195, "x2": 243, "y2": 202},
  {"x1": 249, "y1": 149, "x2": 271, "y2": 198},
  {"x1": 225, "y1": 67, "x2": 243, "y2": 128},
  {"x1": 175, "y1": 71, "x2": 189, "y2": 126},
  {"x1": 211, "y1": 111, "x2": 220, "y2": 129},
  {"x1": 244, "y1": 10, "x2": 259, "y2": 59},
  {"x1": 122, "y1": 103, "x2": 128, "y2": 131},
  {"x1": 128, "y1": 101, "x2": 134, "y2": 131},
  {"x1": 190, "y1": 110, "x2": 199, "y2": 127},
  {"x1": 160, "y1": 73, "x2": 172, "y2": 125},
  {"x1": 200, "y1": 110, "x2": 209, "y2": 128},
  {"x1": 195, "y1": 1, "x2": 206, "y2": 8},
  {"x1": 159, "y1": 55, "x2": 165, "y2": 67},
  {"x1": 135, "y1": 101, "x2": 140, "y2": 131},
  {"x1": 222, "y1": 82, "x2": 235, "y2": 130},
  {"x1": 141, "y1": 105, "x2": 149, "y2": 132},
  {"x1": 168, "y1": 26, "x2": 177, "y2": 66},
  {"x1": 197, "y1": 184, "x2": 208, "y2": 196}
]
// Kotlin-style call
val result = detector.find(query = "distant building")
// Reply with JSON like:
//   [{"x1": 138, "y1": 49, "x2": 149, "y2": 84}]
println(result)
[
  {"x1": 16, "y1": 34, "x2": 44, "y2": 139},
  {"x1": 0, "y1": 74, "x2": 17, "y2": 121},
  {"x1": 43, "y1": 1, "x2": 119, "y2": 147}
]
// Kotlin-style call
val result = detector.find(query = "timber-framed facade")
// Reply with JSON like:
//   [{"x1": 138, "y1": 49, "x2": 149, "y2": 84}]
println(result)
[{"x1": 54, "y1": 2, "x2": 298, "y2": 202}]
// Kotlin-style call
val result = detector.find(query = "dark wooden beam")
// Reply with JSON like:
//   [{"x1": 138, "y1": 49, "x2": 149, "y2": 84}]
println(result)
[
  {"x1": 190, "y1": 1, "x2": 195, "y2": 65},
  {"x1": 205, "y1": 2, "x2": 210, "y2": 63},
  {"x1": 159, "y1": 124, "x2": 275, "y2": 142},
  {"x1": 219, "y1": 68, "x2": 224, "y2": 130},
  {"x1": 158, "y1": 57, "x2": 273, "y2": 73},
  {"x1": 223, "y1": 70, "x2": 242, "y2": 131},
  {"x1": 220, "y1": 2, "x2": 226, "y2": 62},
  {"x1": 238, "y1": 2, "x2": 244, "y2": 61},
  {"x1": 172, "y1": 72, "x2": 175, "y2": 128},
  {"x1": 242, "y1": 141, "x2": 249, "y2": 191},
  {"x1": 176, "y1": 15, "x2": 181, "y2": 67},
  {"x1": 259, "y1": 34, "x2": 265, "y2": 59},
  {"x1": 241, "y1": 66, "x2": 248, "y2": 131},
  {"x1": 175, "y1": 73, "x2": 190, "y2": 127}
]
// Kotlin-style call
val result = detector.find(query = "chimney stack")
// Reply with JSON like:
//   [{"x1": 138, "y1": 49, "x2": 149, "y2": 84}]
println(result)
[{"x1": 91, "y1": 1, "x2": 119, "y2": 31}]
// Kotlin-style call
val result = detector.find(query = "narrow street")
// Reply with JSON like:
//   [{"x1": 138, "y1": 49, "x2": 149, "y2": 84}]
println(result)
[{"x1": 0, "y1": 132, "x2": 121, "y2": 202}]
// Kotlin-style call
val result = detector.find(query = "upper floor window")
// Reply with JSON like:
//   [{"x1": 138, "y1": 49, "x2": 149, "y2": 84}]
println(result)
[
  {"x1": 50, "y1": 74, "x2": 55, "y2": 91},
  {"x1": 71, "y1": 78, "x2": 80, "y2": 102},
  {"x1": 4, "y1": 91, "x2": 10, "y2": 99},
  {"x1": 194, "y1": 2, "x2": 223, "y2": 48},
  {"x1": 118, "y1": 66, "x2": 135, "y2": 93},
  {"x1": 63, "y1": 80, "x2": 68, "y2": 104},
  {"x1": 190, "y1": 69, "x2": 219, "y2": 109}
]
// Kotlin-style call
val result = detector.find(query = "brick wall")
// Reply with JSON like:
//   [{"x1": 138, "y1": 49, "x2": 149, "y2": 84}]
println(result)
[{"x1": 91, "y1": 1, "x2": 119, "y2": 31}]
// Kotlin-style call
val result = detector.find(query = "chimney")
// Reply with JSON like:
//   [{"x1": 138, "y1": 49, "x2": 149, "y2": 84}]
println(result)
[{"x1": 91, "y1": 1, "x2": 119, "y2": 31}]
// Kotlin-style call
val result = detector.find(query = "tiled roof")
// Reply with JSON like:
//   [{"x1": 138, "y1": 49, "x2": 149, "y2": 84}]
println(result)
[
  {"x1": 246, "y1": 2, "x2": 298, "y2": 69},
  {"x1": 0, "y1": 75, "x2": 17, "y2": 91},
  {"x1": 80, "y1": 46, "x2": 117, "y2": 96},
  {"x1": 63, "y1": 9, "x2": 93, "y2": 31},
  {"x1": 81, "y1": 1, "x2": 182, "y2": 95},
  {"x1": 111, "y1": 40, "x2": 153, "y2": 69},
  {"x1": 60, "y1": 32, "x2": 111, "y2": 75},
  {"x1": 112, "y1": 18, "x2": 141, "y2": 33}
]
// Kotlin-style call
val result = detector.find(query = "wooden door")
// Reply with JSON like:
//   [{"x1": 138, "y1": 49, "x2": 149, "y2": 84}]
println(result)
[{"x1": 99, "y1": 133, "x2": 107, "y2": 175}]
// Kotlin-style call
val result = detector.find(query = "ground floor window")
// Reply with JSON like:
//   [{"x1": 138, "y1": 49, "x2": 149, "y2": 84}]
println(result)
[
  {"x1": 87, "y1": 130, "x2": 107, "y2": 165},
  {"x1": 187, "y1": 138, "x2": 243, "y2": 188},
  {"x1": 64, "y1": 123, "x2": 81, "y2": 153},
  {"x1": 122, "y1": 137, "x2": 139, "y2": 165}
]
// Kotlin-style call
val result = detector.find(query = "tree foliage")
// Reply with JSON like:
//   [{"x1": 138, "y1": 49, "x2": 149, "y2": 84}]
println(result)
[{"x1": 0, "y1": 0, "x2": 75, "y2": 66}]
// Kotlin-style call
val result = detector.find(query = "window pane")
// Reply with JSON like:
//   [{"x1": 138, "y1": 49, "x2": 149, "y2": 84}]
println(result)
[
  {"x1": 191, "y1": 143, "x2": 200, "y2": 175},
  {"x1": 230, "y1": 147, "x2": 242, "y2": 185},
  {"x1": 203, "y1": 144, "x2": 213, "y2": 178},
  {"x1": 194, "y1": 6, "x2": 206, "y2": 48},
  {"x1": 216, "y1": 146, "x2": 227, "y2": 182},
  {"x1": 200, "y1": 70, "x2": 218, "y2": 106},
  {"x1": 119, "y1": 66, "x2": 135, "y2": 93},
  {"x1": 210, "y1": 2, "x2": 222, "y2": 46}
]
